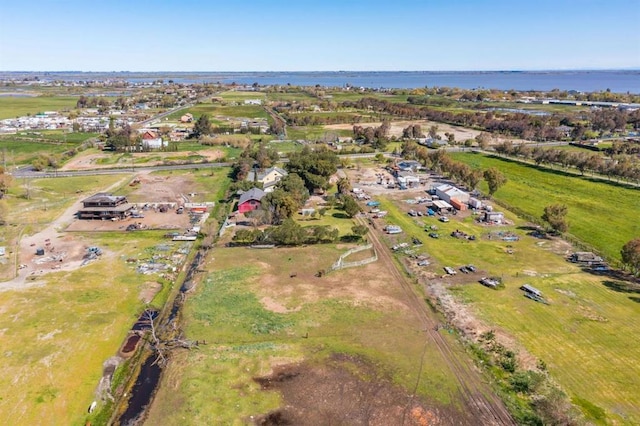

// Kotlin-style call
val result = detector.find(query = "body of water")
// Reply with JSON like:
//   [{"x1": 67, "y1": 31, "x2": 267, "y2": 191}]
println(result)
[{"x1": 2, "y1": 70, "x2": 639, "y2": 93}]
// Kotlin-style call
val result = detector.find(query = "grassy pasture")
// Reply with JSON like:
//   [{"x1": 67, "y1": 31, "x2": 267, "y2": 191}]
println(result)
[
  {"x1": 264, "y1": 92, "x2": 316, "y2": 102},
  {"x1": 167, "y1": 103, "x2": 269, "y2": 122},
  {"x1": 451, "y1": 152, "x2": 640, "y2": 262},
  {"x1": 286, "y1": 125, "x2": 351, "y2": 141},
  {"x1": 0, "y1": 139, "x2": 77, "y2": 166},
  {"x1": 217, "y1": 90, "x2": 266, "y2": 101},
  {"x1": 147, "y1": 244, "x2": 470, "y2": 424},
  {"x1": 0, "y1": 231, "x2": 173, "y2": 425},
  {"x1": 267, "y1": 140, "x2": 304, "y2": 154},
  {"x1": 0, "y1": 96, "x2": 78, "y2": 120},
  {"x1": 375, "y1": 190, "x2": 640, "y2": 424}
]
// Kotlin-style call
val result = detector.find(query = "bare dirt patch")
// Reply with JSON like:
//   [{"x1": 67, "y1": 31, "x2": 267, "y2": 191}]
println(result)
[
  {"x1": 60, "y1": 149, "x2": 225, "y2": 171},
  {"x1": 254, "y1": 353, "x2": 460, "y2": 425},
  {"x1": 251, "y1": 248, "x2": 411, "y2": 313},
  {"x1": 139, "y1": 281, "x2": 162, "y2": 304}
]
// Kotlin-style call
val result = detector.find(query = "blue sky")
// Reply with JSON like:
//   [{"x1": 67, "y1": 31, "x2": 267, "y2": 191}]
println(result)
[{"x1": 0, "y1": 0, "x2": 638, "y2": 71}]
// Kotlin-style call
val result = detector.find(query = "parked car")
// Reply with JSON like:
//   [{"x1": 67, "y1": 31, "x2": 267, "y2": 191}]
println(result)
[
  {"x1": 417, "y1": 260, "x2": 430, "y2": 266},
  {"x1": 467, "y1": 264, "x2": 477, "y2": 272},
  {"x1": 444, "y1": 266, "x2": 457, "y2": 275},
  {"x1": 439, "y1": 216, "x2": 450, "y2": 223},
  {"x1": 429, "y1": 232, "x2": 439, "y2": 239}
]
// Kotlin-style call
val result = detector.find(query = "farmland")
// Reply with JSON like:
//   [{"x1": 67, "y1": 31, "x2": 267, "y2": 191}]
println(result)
[
  {"x1": 146, "y1": 244, "x2": 497, "y2": 424},
  {"x1": 0, "y1": 79, "x2": 638, "y2": 425},
  {"x1": 0, "y1": 167, "x2": 232, "y2": 425},
  {"x1": 451, "y1": 152, "x2": 640, "y2": 262},
  {"x1": 370, "y1": 184, "x2": 640, "y2": 424},
  {"x1": 0, "y1": 96, "x2": 79, "y2": 120}
]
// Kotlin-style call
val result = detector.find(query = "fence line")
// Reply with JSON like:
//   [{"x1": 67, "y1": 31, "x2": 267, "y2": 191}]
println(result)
[{"x1": 329, "y1": 243, "x2": 377, "y2": 272}]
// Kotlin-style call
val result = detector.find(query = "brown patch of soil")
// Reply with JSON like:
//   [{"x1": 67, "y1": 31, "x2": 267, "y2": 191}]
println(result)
[
  {"x1": 253, "y1": 354, "x2": 457, "y2": 425},
  {"x1": 60, "y1": 149, "x2": 225, "y2": 171},
  {"x1": 139, "y1": 281, "x2": 162, "y2": 304}
]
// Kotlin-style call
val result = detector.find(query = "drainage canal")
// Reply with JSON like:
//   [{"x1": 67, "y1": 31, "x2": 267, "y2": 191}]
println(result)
[{"x1": 115, "y1": 249, "x2": 207, "y2": 425}]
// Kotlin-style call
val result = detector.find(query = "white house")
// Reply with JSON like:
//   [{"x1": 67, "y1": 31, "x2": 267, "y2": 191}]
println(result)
[
  {"x1": 140, "y1": 130, "x2": 165, "y2": 150},
  {"x1": 246, "y1": 166, "x2": 288, "y2": 192}
]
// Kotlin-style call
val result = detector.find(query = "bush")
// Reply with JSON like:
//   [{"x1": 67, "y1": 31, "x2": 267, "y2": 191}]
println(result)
[{"x1": 510, "y1": 370, "x2": 544, "y2": 394}]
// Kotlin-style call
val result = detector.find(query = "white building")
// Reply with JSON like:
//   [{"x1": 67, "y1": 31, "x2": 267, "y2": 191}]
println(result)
[{"x1": 435, "y1": 184, "x2": 470, "y2": 204}]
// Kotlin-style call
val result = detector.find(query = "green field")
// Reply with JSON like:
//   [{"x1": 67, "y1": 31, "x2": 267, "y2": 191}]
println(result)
[
  {"x1": 0, "y1": 169, "x2": 232, "y2": 425},
  {"x1": 0, "y1": 96, "x2": 79, "y2": 119},
  {"x1": 167, "y1": 102, "x2": 269, "y2": 122},
  {"x1": 374, "y1": 190, "x2": 640, "y2": 424},
  {"x1": 451, "y1": 152, "x2": 640, "y2": 262},
  {"x1": 146, "y1": 241, "x2": 475, "y2": 424},
  {"x1": 0, "y1": 229, "x2": 181, "y2": 425}
]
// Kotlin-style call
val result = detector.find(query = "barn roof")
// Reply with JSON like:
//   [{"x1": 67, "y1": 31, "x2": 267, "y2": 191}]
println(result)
[{"x1": 238, "y1": 187, "x2": 266, "y2": 205}]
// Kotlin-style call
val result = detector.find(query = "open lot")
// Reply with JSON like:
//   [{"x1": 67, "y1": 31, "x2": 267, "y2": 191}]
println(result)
[
  {"x1": 0, "y1": 169, "x2": 231, "y2": 425},
  {"x1": 146, "y1": 242, "x2": 510, "y2": 424}
]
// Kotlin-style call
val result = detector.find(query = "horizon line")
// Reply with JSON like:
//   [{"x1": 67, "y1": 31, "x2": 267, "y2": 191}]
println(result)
[{"x1": 1, "y1": 68, "x2": 639, "y2": 74}]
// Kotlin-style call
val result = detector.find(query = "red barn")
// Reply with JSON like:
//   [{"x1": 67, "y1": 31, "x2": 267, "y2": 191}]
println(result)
[{"x1": 238, "y1": 188, "x2": 266, "y2": 214}]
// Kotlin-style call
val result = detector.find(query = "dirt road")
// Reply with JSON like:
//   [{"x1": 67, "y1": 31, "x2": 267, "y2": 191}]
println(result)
[{"x1": 357, "y1": 216, "x2": 515, "y2": 425}]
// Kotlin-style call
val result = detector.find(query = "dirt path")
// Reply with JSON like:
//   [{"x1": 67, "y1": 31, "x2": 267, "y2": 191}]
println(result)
[
  {"x1": 357, "y1": 216, "x2": 515, "y2": 425},
  {"x1": 0, "y1": 175, "x2": 132, "y2": 291}
]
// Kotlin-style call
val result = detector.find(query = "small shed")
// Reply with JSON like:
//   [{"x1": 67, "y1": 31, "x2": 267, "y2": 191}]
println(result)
[
  {"x1": 36, "y1": 248, "x2": 45, "y2": 256},
  {"x1": 432, "y1": 200, "x2": 453, "y2": 212},
  {"x1": 468, "y1": 197, "x2": 482, "y2": 209},
  {"x1": 484, "y1": 211, "x2": 504, "y2": 224}
]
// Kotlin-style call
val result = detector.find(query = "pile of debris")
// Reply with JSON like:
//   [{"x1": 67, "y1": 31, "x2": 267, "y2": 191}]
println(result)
[{"x1": 81, "y1": 246, "x2": 103, "y2": 266}]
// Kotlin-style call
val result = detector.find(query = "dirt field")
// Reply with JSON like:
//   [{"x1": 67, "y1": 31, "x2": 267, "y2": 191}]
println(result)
[
  {"x1": 60, "y1": 148, "x2": 225, "y2": 171},
  {"x1": 1, "y1": 173, "x2": 201, "y2": 291},
  {"x1": 325, "y1": 120, "x2": 481, "y2": 143},
  {"x1": 254, "y1": 354, "x2": 463, "y2": 426}
]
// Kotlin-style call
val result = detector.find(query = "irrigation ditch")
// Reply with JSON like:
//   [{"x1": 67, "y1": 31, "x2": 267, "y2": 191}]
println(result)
[{"x1": 107, "y1": 246, "x2": 210, "y2": 425}]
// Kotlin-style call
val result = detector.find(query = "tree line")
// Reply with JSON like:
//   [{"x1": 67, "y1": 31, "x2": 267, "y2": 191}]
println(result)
[{"x1": 493, "y1": 140, "x2": 640, "y2": 184}]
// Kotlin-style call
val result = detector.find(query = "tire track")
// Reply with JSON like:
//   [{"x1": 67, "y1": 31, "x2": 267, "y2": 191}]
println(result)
[{"x1": 359, "y1": 217, "x2": 514, "y2": 425}]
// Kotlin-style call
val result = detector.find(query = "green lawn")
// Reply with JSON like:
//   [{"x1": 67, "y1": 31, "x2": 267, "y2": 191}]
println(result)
[{"x1": 451, "y1": 152, "x2": 640, "y2": 262}]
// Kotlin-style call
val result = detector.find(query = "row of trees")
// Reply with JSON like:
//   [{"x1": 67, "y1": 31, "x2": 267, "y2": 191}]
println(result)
[
  {"x1": 352, "y1": 121, "x2": 390, "y2": 149},
  {"x1": 342, "y1": 97, "x2": 638, "y2": 142},
  {"x1": 233, "y1": 218, "x2": 339, "y2": 246},
  {"x1": 400, "y1": 142, "x2": 507, "y2": 194},
  {"x1": 493, "y1": 141, "x2": 640, "y2": 183}
]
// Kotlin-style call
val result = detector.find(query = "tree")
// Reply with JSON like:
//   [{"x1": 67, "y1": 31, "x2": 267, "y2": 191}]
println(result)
[
  {"x1": 476, "y1": 132, "x2": 491, "y2": 149},
  {"x1": 286, "y1": 146, "x2": 339, "y2": 193},
  {"x1": 337, "y1": 177, "x2": 351, "y2": 195},
  {"x1": 351, "y1": 225, "x2": 369, "y2": 240},
  {"x1": 542, "y1": 204, "x2": 569, "y2": 234},
  {"x1": 483, "y1": 168, "x2": 507, "y2": 196},
  {"x1": 341, "y1": 194, "x2": 360, "y2": 218},
  {"x1": 277, "y1": 173, "x2": 309, "y2": 207},
  {"x1": 0, "y1": 167, "x2": 12, "y2": 197},
  {"x1": 263, "y1": 189, "x2": 298, "y2": 224},
  {"x1": 428, "y1": 125, "x2": 439, "y2": 140},
  {"x1": 0, "y1": 200, "x2": 7, "y2": 225},
  {"x1": 192, "y1": 114, "x2": 212, "y2": 138},
  {"x1": 621, "y1": 237, "x2": 640, "y2": 276}
]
